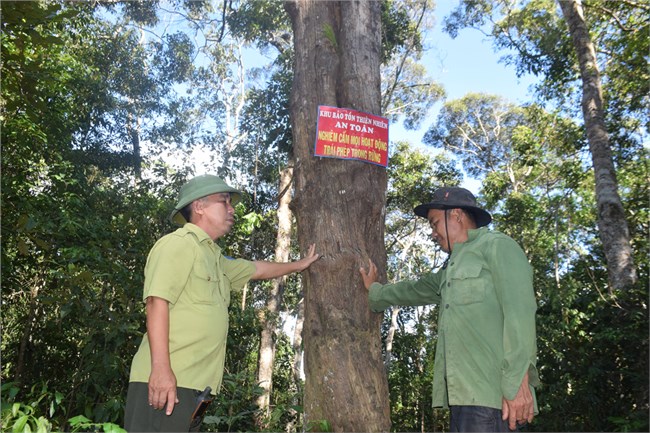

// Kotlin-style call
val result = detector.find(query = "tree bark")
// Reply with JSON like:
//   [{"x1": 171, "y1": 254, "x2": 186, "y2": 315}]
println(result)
[
  {"x1": 285, "y1": 1, "x2": 391, "y2": 431},
  {"x1": 558, "y1": 0, "x2": 637, "y2": 291},
  {"x1": 255, "y1": 163, "x2": 294, "y2": 426}
]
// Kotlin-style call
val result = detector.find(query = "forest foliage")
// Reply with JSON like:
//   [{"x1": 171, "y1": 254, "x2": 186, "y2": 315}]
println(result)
[{"x1": 1, "y1": 1, "x2": 647, "y2": 432}]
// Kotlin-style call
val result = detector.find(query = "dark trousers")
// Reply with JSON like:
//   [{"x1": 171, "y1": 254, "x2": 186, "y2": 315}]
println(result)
[
  {"x1": 450, "y1": 405, "x2": 515, "y2": 432},
  {"x1": 124, "y1": 382, "x2": 200, "y2": 432}
]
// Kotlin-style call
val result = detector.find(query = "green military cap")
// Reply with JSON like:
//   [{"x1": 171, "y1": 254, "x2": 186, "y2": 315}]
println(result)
[{"x1": 169, "y1": 174, "x2": 242, "y2": 225}]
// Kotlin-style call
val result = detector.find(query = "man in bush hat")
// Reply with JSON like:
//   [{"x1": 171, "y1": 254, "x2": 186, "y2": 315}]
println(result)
[
  {"x1": 124, "y1": 174, "x2": 319, "y2": 432},
  {"x1": 360, "y1": 186, "x2": 538, "y2": 432}
]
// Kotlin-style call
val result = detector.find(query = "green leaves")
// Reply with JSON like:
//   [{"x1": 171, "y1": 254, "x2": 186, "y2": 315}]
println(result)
[
  {"x1": 1, "y1": 384, "x2": 54, "y2": 433},
  {"x1": 68, "y1": 414, "x2": 126, "y2": 433},
  {"x1": 306, "y1": 419, "x2": 332, "y2": 432}
]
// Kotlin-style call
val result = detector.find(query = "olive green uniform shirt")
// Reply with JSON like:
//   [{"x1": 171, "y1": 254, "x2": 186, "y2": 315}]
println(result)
[
  {"x1": 129, "y1": 223, "x2": 256, "y2": 394},
  {"x1": 369, "y1": 227, "x2": 539, "y2": 410}
]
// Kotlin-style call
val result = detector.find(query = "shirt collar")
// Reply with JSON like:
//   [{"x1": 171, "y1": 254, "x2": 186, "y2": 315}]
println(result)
[
  {"x1": 184, "y1": 223, "x2": 216, "y2": 245},
  {"x1": 466, "y1": 226, "x2": 487, "y2": 243}
]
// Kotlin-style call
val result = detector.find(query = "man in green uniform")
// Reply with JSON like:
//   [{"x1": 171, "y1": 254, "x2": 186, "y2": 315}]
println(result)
[
  {"x1": 360, "y1": 186, "x2": 538, "y2": 432},
  {"x1": 124, "y1": 174, "x2": 319, "y2": 432}
]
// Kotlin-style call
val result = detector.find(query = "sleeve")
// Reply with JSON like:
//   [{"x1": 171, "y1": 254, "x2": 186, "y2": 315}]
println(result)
[
  {"x1": 368, "y1": 272, "x2": 443, "y2": 312},
  {"x1": 220, "y1": 256, "x2": 256, "y2": 291},
  {"x1": 142, "y1": 234, "x2": 195, "y2": 304},
  {"x1": 489, "y1": 236, "x2": 539, "y2": 400}
]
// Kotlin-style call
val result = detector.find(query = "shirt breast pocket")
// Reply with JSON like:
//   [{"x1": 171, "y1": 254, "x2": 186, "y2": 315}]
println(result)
[
  {"x1": 189, "y1": 262, "x2": 220, "y2": 305},
  {"x1": 450, "y1": 262, "x2": 485, "y2": 305}
]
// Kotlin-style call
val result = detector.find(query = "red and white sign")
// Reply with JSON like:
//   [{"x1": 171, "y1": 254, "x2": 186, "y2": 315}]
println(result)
[{"x1": 314, "y1": 105, "x2": 389, "y2": 167}]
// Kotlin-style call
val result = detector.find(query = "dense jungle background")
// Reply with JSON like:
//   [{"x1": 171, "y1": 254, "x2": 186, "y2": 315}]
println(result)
[{"x1": 1, "y1": 0, "x2": 648, "y2": 432}]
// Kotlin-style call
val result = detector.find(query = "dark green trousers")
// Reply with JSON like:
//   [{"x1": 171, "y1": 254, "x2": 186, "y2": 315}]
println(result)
[{"x1": 124, "y1": 382, "x2": 200, "y2": 432}]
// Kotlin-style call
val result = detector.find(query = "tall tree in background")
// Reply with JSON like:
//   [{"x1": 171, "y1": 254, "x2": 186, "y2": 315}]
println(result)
[
  {"x1": 443, "y1": 0, "x2": 644, "y2": 292},
  {"x1": 285, "y1": 1, "x2": 391, "y2": 430},
  {"x1": 226, "y1": 3, "x2": 297, "y2": 422},
  {"x1": 236, "y1": 60, "x2": 297, "y2": 426},
  {"x1": 557, "y1": 0, "x2": 636, "y2": 291},
  {"x1": 382, "y1": 141, "x2": 462, "y2": 432}
]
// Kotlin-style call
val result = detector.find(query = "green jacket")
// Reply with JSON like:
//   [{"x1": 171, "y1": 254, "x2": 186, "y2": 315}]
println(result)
[{"x1": 369, "y1": 227, "x2": 539, "y2": 410}]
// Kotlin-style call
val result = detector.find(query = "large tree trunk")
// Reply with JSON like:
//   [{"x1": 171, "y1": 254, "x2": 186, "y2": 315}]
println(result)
[
  {"x1": 285, "y1": 1, "x2": 391, "y2": 431},
  {"x1": 558, "y1": 0, "x2": 637, "y2": 291},
  {"x1": 255, "y1": 163, "x2": 294, "y2": 426}
]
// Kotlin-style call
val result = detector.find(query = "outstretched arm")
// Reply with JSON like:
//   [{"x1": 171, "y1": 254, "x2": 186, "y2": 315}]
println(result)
[{"x1": 251, "y1": 244, "x2": 319, "y2": 280}]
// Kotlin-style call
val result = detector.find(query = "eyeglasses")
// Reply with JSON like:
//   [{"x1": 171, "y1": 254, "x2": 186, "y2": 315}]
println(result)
[{"x1": 202, "y1": 195, "x2": 232, "y2": 207}]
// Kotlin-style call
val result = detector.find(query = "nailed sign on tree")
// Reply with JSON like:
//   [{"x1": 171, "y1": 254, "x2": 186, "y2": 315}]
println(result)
[{"x1": 314, "y1": 105, "x2": 389, "y2": 167}]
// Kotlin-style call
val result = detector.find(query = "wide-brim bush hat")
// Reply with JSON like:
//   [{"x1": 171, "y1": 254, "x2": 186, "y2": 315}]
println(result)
[
  {"x1": 413, "y1": 186, "x2": 492, "y2": 227},
  {"x1": 169, "y1": 174, "x2": 242, "y2": 225}
]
